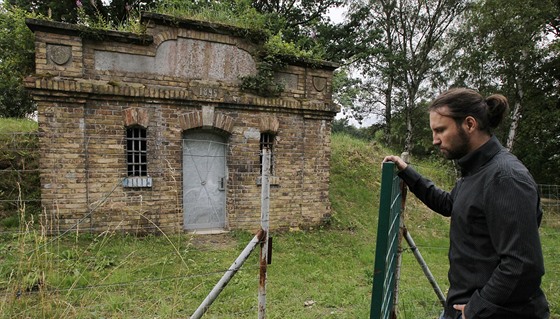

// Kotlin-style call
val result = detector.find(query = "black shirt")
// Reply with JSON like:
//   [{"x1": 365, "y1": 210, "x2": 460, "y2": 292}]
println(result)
[{"x1": 398, "y1": 136, "x2": 549, "y2": 319}]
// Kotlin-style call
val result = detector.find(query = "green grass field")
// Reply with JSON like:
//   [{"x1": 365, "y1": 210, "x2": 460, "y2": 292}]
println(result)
[{"x1": 0, "y1": 121, "x2": 558, "y2": 318}]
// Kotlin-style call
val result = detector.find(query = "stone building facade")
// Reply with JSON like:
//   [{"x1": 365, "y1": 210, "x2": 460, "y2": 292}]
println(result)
[{"x1": 25, "y1": 13, "x2": 338, "y2": 234}]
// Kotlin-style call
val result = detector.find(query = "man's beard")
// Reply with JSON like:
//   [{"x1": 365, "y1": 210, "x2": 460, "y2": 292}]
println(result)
[{"x1": 440, "y1": 126, "x2": 470, "y2": 160}]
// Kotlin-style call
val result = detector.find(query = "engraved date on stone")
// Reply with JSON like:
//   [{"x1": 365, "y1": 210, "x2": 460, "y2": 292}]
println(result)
[{"x1": 198, "y1": 87, "x2": 219, "y2": 99}]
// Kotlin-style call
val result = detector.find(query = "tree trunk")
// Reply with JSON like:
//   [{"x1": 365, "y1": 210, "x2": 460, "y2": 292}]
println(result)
[
  {"x1": 383, "y1": 0, "x2": 395, "y2": 145},
  {"x1": 404, "y1": 93, "x2": 415, "y2": 152},
  {"x1": 506, "y1": 63, "x2": 525, "y2": 152},
  {"x1": 506, "y1": 91, "x2": 523, "y2": 151},
  {"x1": 384, "y1": 78, "x2": 393, "y2": 145}
]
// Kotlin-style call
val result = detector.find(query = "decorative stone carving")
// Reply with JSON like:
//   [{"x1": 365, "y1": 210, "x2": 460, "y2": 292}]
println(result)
[
  {"x1": 312, "y1": 76, "x2": 327, "y2": 92},
  {"x1": 47, "y1": 44, "x2": 72, "y2": 65}
]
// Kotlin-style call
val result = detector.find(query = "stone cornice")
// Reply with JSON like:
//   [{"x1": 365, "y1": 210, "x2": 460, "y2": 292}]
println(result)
[{"x1": 24, "y1": 77, "x2": 340, "y2": 115}]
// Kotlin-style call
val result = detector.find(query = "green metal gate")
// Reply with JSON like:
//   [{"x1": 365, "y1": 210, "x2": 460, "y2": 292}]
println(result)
[{"x1": 370, "y1": 161, "x2": 402, "y2": 319}]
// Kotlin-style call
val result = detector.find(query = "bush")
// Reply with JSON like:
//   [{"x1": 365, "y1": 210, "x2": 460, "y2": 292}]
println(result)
[{"x1": 0, "y1": 118, "x2": 40, "y2": 228}]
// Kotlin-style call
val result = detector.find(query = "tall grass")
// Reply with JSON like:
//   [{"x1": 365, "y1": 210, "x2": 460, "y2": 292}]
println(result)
[
  {"x1": 0, "y1": 118, "x2": 40, "y2": 227},
  {"x1": 0, "y1": 131, "x2": 558, "y2": 318}
]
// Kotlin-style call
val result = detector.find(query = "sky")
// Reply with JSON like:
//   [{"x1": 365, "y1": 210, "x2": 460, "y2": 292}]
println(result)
[{"x1": 327, "y1": 6, "x2": 347, "y2": 24}]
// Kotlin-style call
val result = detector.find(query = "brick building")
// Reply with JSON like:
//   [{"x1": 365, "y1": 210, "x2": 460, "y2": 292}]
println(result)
[{"x1": 25, "y1": 13, "x2": 339, "y2": 234}]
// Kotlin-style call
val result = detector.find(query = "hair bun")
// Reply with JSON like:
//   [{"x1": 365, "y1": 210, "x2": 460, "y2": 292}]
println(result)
[{"x1": 485, "y1": 94, "x2": 509, "y2": 129}]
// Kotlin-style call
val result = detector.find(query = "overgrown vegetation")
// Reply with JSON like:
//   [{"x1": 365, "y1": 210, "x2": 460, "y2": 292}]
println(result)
[
  {"x1": 0, "y1": 118, "x2": 39, "y2": 228},
  {"x1": 152, "y1": 0, "x2": 267, "y2": 32},
  {"x1": 0, "y1": 132, "x2": 558, "y2": 318},
  {"x1": 240, "y1": 31, "x2": 321, "y2": 97}
]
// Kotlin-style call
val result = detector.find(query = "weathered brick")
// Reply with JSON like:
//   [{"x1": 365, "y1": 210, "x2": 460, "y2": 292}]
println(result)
[{"x1": 26, "y1": 13, "x2": 339, "y2": 234}]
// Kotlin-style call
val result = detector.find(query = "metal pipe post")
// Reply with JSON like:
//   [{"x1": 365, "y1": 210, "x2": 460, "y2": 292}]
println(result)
[
  {"x1": 403, "y1": 227, "x2": 446, "y2": 306},
  {"x1": 259, "y1": 149, "x2": 271, "y2": 319},
  {"x1": 190, "y1": 230, "x2": 265, "y2": 319}
]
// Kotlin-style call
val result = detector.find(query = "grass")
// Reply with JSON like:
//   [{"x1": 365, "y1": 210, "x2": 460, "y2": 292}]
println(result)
[
  {"x1": 0, "y1": 118, "x2": 40, "y2": 227},
  {"x1": 0, "y1": 118, "x2": 38, "y2": 133},
  {"x1": 0, "y1": 129, "x2": 558, "y2": 318}
]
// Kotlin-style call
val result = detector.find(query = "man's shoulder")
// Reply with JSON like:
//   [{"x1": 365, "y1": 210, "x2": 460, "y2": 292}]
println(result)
[{"x1": 489, "y1": 150, "x2": 534, "y2": 182}]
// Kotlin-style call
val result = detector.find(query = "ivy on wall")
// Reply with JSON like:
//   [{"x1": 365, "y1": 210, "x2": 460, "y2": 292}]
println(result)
[{"x1": 240, "y1": 31, "x2": 320, "y2": 97}]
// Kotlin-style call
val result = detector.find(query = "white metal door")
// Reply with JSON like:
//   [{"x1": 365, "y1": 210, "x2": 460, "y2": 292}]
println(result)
[{"x1": 183, "y1": 131, "x2": 226, "y2": 230}]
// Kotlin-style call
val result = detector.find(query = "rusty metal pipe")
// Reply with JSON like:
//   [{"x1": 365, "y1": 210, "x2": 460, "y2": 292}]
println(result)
[{"x1": 190, "y1": 229, "x2": 264, "y2": 319}]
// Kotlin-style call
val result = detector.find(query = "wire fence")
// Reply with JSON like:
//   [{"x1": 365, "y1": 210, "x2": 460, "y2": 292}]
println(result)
[
  {"x1": 540, "y1": 184, "x2": 560, "y2": 214},
  {"x1": 0, "y1": 131, "x2": 332, "y2": 318},
  {"x1": 1, "y1": 132, "x2": 559, "y2": 318}
]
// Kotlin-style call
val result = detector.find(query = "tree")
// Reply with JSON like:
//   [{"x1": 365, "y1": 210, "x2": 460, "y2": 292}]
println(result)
[
  {"x1": 7, "y1": 0, "x2": 105, "y2": 23},
  {"x1": 341, "y1": 0, "x2": 467, "y2": 152},
  {"x1": 451, "y1": 0, "x2": 558, "y2": 151},
  {"x1": 0, "y1": 3, "x2": 36, "y2": 118},
  {"x1": 393, "y1": 0, "x2": 467, "y2": 152},
  {"x1": 0, "y1": 0, "x2": 106, "y2": 118},
  {"x1": 339, "y1": 0, "x2": 399, "y2": 143},
  {"x1": 250, "y1": 0, "x2": 345, "y2": 58},
  {"x1": 515, "y1": 89, "x2": 560, "y2": 184}
]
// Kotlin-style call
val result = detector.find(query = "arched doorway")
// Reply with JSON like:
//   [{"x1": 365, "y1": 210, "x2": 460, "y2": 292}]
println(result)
[{"x1": 183, "y1": 130, "x2": 227, "y2": 231}]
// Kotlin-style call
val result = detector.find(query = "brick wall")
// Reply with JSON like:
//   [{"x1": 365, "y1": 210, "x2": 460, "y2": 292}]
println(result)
[{"x1": 25, "y1": 13, "x2": 338, "y2": 234}]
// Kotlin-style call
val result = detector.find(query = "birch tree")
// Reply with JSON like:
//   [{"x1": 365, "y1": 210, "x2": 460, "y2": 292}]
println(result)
[
  {"x1": 451, "y1": 0, "x2": 557, "y2": 151},
  {"x1": 343, "y1": 0, "x2": 467, "y2": 151},
  {"x1": 394, "y1": 0, "x2": 467, "y2": 151}
]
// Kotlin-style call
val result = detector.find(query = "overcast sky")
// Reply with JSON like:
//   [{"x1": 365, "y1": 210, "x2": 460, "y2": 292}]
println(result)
[{"x1": 327, "y1": 6, "x2": 347, "y2": 24}]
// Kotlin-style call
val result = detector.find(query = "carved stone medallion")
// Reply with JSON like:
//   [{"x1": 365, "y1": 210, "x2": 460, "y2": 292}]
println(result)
[{"x1": 47, "y1": 44, "x2": 72, "y2": 65}]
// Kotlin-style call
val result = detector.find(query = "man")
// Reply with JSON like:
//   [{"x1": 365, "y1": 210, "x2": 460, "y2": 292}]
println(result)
[{"x1": 384, "y1": 88, "x2": 549, "y2": 319}]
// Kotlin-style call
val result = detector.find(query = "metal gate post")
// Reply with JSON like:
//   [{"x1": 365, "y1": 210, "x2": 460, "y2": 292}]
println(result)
[{"x1": 258, "y1": 149, "x2": 270, "y2": 319}]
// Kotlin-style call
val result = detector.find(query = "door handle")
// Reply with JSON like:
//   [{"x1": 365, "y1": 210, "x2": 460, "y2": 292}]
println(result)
[{"x1": 219, "y1": 177, "x2": 225, "y2": 191}]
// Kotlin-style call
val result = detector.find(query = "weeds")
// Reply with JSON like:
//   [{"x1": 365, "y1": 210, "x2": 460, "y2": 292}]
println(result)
[{"x1": 0, "y1": 132, "x2": 558, "y2": 318}]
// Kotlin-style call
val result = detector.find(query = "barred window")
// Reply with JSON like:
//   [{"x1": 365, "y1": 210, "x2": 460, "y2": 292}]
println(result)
[
  {"x1": 126, "y1": 126, "x2": 147, "y2": 177},
  {"x1": 260, "y1": 132, "x2": 274, "y2": 175}
]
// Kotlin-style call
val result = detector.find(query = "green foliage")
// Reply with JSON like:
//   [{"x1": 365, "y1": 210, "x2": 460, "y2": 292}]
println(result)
[
  {"x1": 514, "y1": 93, "x2": 560, "y2": 184},
  {"x1": 251, "y1": 0, "x2": 344, "y2": 55},
  {"x1": 108, "y1": 0, "x2": 156, "y2": 31},
  {"x1": 240, "y1": 31, "x2": 325, "y2": 97},
  {"x1": 263, "y1": 31, "x2": 318, "y2": 59},
  {"x1": 451, "y1": 0, "x2": 556, "y2": 90},
  {"x1": 332, "y1": 69, "x2": 363, "y2": 113},
  {"x1": 239, "y1": 54, "x2": 286, "y2": 97},
  {"x1": 332, "y1": 118, "x2": 378, "y2": 141},
  {"x1": 0, "y1": 4, "x2": 37, "y2": 118},
  {"x1": 386, "y1": 102, "x2": 434, "y2": 156},
  {"x1": 0, "y1": 118, "x2": 40, "y2": 227},
  {"x1": 448, "y1": 0, "x2": 559, "y2": 180},
  {"x1": 8, "y1": 0, "x2": 79, "y2": 22},
  {"x1": 153, "y1": 0, "x2": 267, "y2": 31}
]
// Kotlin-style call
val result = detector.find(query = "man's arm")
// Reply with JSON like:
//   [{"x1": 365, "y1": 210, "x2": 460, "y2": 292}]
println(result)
[{"x1": 383, "y1": 156, "x2": 453, "y2": 217}]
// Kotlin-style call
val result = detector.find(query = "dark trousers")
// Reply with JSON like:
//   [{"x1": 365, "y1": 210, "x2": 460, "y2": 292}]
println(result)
[{"x1": 439, "y1": 311, "x2": 462, "y2": 319}]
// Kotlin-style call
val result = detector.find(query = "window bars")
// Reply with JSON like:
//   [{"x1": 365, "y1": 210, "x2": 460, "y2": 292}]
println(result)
[{"x1": 126, "y1": 126, "x2": 147, "y2": 177}]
